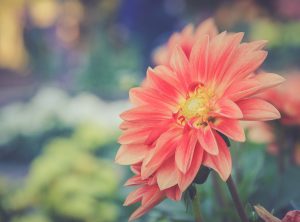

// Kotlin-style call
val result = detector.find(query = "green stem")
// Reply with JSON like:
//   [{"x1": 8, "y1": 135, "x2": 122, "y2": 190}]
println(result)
[
  {"x1": 191, "y1": 186, "x2": 204, "y2": 222},
  {"x1": 212, "y1": 173, "x2": 229, "y2": 222},
  {"x1": 226, "y1": 175, "x2": 249, "y2": 222}
]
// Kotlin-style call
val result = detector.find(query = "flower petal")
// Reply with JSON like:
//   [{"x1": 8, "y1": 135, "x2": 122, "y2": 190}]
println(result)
[
  {"x1": 253, "y1": 72, "x2": 285, "y2": 91},
  {"x1": 115, "y1": 144, "x2": 148, "y2": 165},
  {"x1": 165, "y1": 186, "x2": 182, "y2": 201},
  {"x1": 282, "y1": 210, "x2": 300, "y2": 222},
  {"x1": 224, "y1": 72, "x2": 285, "y2": 101},
  {"x1": 129, "y1": 87, "x2": 176, "y2": 109},
  {"x1": 178, "y1": 143, "x2": 204, "y2": 191},
  {"x1": 175, "y1": 130, "x2": 198, "y2": 173},
  {"x1": 170, "y1": 46, "x2": 190, "y2": 92},
  {"x1": 146, "y1": 67, "x2": 183, "y2": 102},
  {"x1": 141, "y1": 128, "x2": 181, "y2": 179},
  {"x1": 119, "y1": 119, "x2": 161, "y2": 130},
  {"x1": 254, "y1": 205, "x2": 281, "y2": 222},
  {"x1": 157, "y1": 158, "x2": 179, "y2": 190},
  {"x1": 197, "y1": 126, "x2": 219, "y2": 155},
  {"x1": 128, "y1": 186, "x2": 165, "y2": 221},
  {"x1": 212, "y1": 32, "x2": 244, "y2": 82},
  {"x1": 213, "y1": 99, "x2": 243, "y2": 119},
  {"x1": 189, "y1": 35, "x2": 209, "y2": 83},
  {"x1": 202, "y1": 133, "x2": 232, "y2": 181},
  {"x1": 118, "y1": 128, "x2": 151, "y2": 145},
  {"x1": 153, "y1": 65, "x2": 187, "y2": 96},
  {"x1": 195, "y1": 18, "x2": 218, "y2": 39},
  {"x1": 124, "y1": 186, "x2": 146, "y2": 206},
  {"x1": 120, "y1": 105, "x2": 170, "y2": 121},
  {"x1": 130, "y1": 164, "x2": 141, "y2": 174},
  {"x1": 240, "y1": 40, "x2": 268, "y2": 51},
  {"x1": 221, "y1": 48, "x2": 268, "y2": 88},
  {"x1": 212, "y1": 118, "x2": 245, "y2": 142},
  {"x1": 237, "y1": 98, "x2": 281, "y2": 121},
  {"x1": 124, "y1": 175, "x2": 144, "y2": 186}
]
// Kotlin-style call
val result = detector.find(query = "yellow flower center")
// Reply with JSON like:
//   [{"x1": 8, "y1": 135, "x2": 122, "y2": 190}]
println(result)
[
  {"x1": 181, "y1": 96, "x2": 209, "y2": 119},
  {"x1": 177, "y1": 85, "x2": 215, "y2": 126}
]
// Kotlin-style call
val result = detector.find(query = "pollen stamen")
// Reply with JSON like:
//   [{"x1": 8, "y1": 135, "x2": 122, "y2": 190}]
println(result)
[{"x1": 177, "y1": 85, "x2": 215, "y2": 127}]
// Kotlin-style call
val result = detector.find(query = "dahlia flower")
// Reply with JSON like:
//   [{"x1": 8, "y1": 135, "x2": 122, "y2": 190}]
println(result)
[
  {"x1": 282, "y1": 211, "x2": 300, "y2": 222},
  {"x1": 255, "y1": 205, "x2": 300, "y2": 222},
  {"x1": 153, "y1": 18, "x2": 217, "y2": 65},
  {"x1": 244, "y1": 121, "x2": 274, "y2": 145},
  {"x1": 116, "y1": 20, "x2": 284, "y2": 220},
  {"x1": 246, "y1": 121, "x2": 300, "y2": 166},
  {"x1": 247, "y1": 74, "x2": 300, "y2": 165},
  {"x1": 262, "y1": 74, "x2": 300, "y2": 125}
]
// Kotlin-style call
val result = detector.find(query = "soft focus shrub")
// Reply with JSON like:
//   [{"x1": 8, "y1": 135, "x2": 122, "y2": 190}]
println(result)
[
  {"x1": 11, "y1": 213, "x2": 51, "y2": 222},
  {"x1": 0, "y1": 87, "x2": 127, "y2": 146},
  {"x1": 5, "y1": 124, "x2": 120, "y2": 222}
]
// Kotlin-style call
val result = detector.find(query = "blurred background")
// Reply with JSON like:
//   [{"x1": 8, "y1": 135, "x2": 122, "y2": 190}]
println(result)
[{"x1": 0, "y1": 0, "x2": 300, "y2": 221}]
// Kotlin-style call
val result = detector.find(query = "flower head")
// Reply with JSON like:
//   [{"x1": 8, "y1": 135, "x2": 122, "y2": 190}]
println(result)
[
  {"x1": 153, "y1": 18, "x2": 218, "y2": 65},
  {"x1": 116, "y1": 19, "x2": 284, "y2": 220},
  {"x1": 282, "y1": 210, "x2": 300, "y2": 222},
  {"x1": 247, "y1": 73, "x2": 300, "y2": 165},
  {"x1": 255, "y1": 205, "x2": 300, "y2": 222},
  {"x1": 262, "y1": 73, "x2": 300, "y2": 125},
  {"x1": 254, "y1": 205, "x2": 281, "y2": 222}
]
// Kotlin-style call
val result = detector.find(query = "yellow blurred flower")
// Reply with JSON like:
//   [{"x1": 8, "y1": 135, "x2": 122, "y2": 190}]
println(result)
[{"x1": 0, "y1": 0, "x2": 28, "y2": 71}]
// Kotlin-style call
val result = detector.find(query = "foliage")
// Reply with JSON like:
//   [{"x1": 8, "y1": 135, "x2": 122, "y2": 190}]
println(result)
[
  {"x1": 0, "y1": 87, "x2": 126, "y2": 161},
  {"x1": 78, "y1": 31, "x2": 142, "y2": 99},
  {"x1": 4, "y1": 123, "x2": 121, "y2": 222}
]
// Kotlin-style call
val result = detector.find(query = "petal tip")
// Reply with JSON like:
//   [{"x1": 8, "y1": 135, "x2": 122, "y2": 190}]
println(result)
[
  {"x1": 273, "y1": 109, "x2": 281, "y2": 120},
  {"x1": 238, "y1": 131, "x2": 246, "y2": 142},
  {"x1": 123, "y1": 200, "x2": 130, "y2": 207}
]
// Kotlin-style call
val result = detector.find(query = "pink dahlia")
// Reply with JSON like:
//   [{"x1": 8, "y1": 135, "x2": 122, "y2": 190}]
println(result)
[
  {"x1": 282, "y1": 210, "x2": 300, "y2": 222},
  {"x1": 247, "y1": 74, "x2": 300, "y2": 165},
  {"x1": 255, "y1": 205, "x2": 300, "y2": 222},
  {"x1": 262, "y1": 73, "x2": 300, "y2": 125},
  {"x1": 153, "y1": 18, "x2": 218, "y2": 65},
  {"x1": 116, "y1": 21, "x2": 284, "y2": 220}
]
